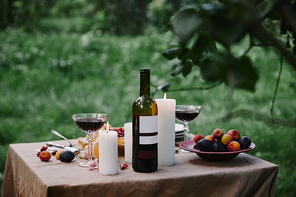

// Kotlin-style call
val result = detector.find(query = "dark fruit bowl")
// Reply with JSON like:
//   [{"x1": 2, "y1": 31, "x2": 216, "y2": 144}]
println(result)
[{"x1": 180, "y1": 140, "x2": 256, "y2": 162}]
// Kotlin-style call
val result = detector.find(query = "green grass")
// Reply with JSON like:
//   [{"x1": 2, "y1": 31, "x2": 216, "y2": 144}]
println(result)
[{"x1": 1, "y1": 26, "x2": 296, "y2": 196}]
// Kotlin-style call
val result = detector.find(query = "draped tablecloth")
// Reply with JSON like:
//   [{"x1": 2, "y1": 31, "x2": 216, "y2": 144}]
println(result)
[{"x1": 2, "y1": 139, "x2": 278, "y2": 197}]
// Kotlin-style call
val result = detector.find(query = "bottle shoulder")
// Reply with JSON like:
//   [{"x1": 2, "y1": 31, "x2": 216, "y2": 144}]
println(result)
[
  {"x1": 133, "y1": 95, "x2": 158, "y2": 115},
  {"x1": 133, "y1": 95, "x2": 157, "y2": 105}
]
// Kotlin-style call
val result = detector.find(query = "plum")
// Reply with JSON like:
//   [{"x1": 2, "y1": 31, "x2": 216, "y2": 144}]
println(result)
[
  {"x1": 239, "y1": 136, "x2": 251, "y2": 149},
  {"x1": 212, "y1": 142, "x2": 228, "y2": 152},
  {"x1": 59, "y1": 150, "x2": 75, "y2": 162},
  {"x1": 196, "y1": 139, "x2": 213, "y2": 151}
]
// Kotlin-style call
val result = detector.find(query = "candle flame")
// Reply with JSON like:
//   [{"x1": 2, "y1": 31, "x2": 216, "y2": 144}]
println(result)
[
  {"x1": 164, "y1": 92, "x2": 167, "y2": 99},
  {"x1": 107, "y1": 121, "x2": 110, "y2": 130}
]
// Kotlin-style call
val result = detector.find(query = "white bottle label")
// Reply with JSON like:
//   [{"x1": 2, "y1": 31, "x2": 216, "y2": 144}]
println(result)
[{"x1": 139, "y1": 115, "x2": 158, "y2": 145}]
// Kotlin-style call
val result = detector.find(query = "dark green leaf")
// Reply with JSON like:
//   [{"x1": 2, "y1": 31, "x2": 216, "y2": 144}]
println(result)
[
  {"x1": 157, "y1": 83, "x2": 171, "y2": 92},
  {"x1": 211, "y1": 21, "x2": 247, "y2": 48},
  {"x1": 229, "y1": 56, "x2": 258, "y2": 92},
  {"x1": 171, "y1": 8, "x2": 203, "y2": 46},
  {"x1": 189, "y1": 33, "x2": 217, "y2": 61},
  {"x1": 162, "y1": 48, "x2": 183, "y2": 60},
  {"x1": 178, "y1": 48, "x2": 190, "y2": 60},
  {"x1": 171, "y1": 60, "x2": 186, "y2": 77},
  {"x1": 199, "y1": 57, "x2": 221, "y2": 82},
  {"x1": 211, "y1": 52, "x2": 258, "y2": 91},
  {"x1": 182, "y1": 60, "x2": 193, "y2": 77}
]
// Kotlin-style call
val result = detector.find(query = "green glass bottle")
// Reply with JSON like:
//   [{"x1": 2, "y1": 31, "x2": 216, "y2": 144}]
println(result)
[{"x1": 132, "y1": 68, "x2": 158, "y2": 172}]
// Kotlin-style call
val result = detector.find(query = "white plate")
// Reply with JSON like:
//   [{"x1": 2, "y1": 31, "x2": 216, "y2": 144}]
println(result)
[{"x1": 175, "y1": 123, "x2": 184, "y2": 133}]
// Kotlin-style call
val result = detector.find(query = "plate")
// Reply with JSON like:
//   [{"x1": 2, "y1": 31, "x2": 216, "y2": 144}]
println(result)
[
  {"x1": 175, "y1": 123, "x2": 184, "y2": 133},
  {"x1": 180, "y1": 140, "x2": 256, "y2": 162}
]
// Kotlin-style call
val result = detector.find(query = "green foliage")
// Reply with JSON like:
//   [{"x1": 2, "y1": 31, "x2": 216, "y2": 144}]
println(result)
[{"x1": 161, "y1": 0, "x2": 296, "y2": 94}]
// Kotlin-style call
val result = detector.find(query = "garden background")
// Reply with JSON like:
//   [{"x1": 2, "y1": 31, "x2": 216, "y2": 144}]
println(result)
[{"x1": 1, "y1": 0, "x2": 296, "y2": 196}]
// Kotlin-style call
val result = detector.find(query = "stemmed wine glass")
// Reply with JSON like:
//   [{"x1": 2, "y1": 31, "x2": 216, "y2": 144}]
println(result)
[
  {"x1": 72, "y1": 113, "x2": 108, "y2": 167},
  {"x1": 175, "y1": 105, "x2": 202, "y2": 142}
]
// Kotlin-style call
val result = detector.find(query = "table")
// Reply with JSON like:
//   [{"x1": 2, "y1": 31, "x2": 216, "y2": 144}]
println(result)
[{"x1": 2, "y1": 139, "x2": 278, "y2": 197}]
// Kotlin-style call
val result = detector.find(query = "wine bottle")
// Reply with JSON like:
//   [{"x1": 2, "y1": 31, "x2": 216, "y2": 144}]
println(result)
[{"x1": 132, "y1": 68, "x2": 158, "y2": 172}]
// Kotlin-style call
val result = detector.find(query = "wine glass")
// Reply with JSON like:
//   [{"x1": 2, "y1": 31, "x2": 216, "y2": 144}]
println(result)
[
  {"x1": 72, "y1": 113, "x2": 108, "y2": 167},
  {"x1": 175, "y1": 105, "x2": 202, "y2": 142}
]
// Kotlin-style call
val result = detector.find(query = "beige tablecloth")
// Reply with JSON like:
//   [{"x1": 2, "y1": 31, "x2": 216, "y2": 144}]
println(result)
[{"x1": 2, "y1": 140, "x2": 278, "y2": 197}]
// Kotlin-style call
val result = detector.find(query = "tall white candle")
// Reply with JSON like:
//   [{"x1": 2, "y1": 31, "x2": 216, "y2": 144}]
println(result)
[
  {"x1": 99, "y1": 130, "x2": 118, "y2": 175},
  {"x1": 155, "y1": 96, "x2": 176, "y2": 166},
  {"x1": 124, "y1": 122, "x2": 132, "y2": 164}
]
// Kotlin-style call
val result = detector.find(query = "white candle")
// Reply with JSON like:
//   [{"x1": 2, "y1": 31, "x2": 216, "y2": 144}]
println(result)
[
  {"x1": 155, "y1": 95, "x2": 176, "y2": 166},
  {"x1": 124, "y1": 122, "x2": 132, "y2": 164},
  {"x1": 99, "y1": 130, "x2": 118, "y2": 175}
]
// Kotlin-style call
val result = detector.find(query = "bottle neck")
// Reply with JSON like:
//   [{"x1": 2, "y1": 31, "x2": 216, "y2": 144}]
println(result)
[{"x1": 140, "y1": 72, "x2": 150, "y2": 96}]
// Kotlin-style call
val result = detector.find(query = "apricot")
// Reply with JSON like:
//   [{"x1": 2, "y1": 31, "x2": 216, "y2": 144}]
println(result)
[
  {"x1": 193, "y1": 134, "x2": 204, "y2": 144},
  {"x1": 56, "y1": 149, "x2": 64, "y2": 160},
  {"x1": 212, "y1": 128, "x2": 224, "y2": 140},
  {"x1": 221, "y1": 134, "x2": 233, "y2": 146},
  {"x1": 227, "y1": 141, "x2": 240, "y2": 151},
  {"x1": 39, "y1": 151, "x2": 51, "y2": 161},
  {"x1": 227, "y1": 129, "x2": 241, "y2": 141},
  {"x1": 205, "y1": 135, "x2": 215, "y2": 143}
]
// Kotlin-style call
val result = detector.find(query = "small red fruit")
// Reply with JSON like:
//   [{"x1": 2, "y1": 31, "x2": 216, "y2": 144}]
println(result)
[
  {"x1": 212, "y1": 128, "x2": 224, "y2": 140},
  {"x1": 227, "y1": 141, "x2": 240, "y2": 151},
  {"x1": 39, "y1": 151, "x2": 51, "y2": 161},
  {"x1": 221, "y1": 134, "x2": 233, "y2": 146},
  {"x1": 193, "y1": 134, "x2": 204, "y2": 144},
  {"x1": 205, "y1": 135, "x2": 215, "y2": 143},
  {"x1": 227, "y1": 129, "x2": 241, "y2": 141},
  {"x1": 119, "y1": 163, "x2": 129, "y2": 170}
]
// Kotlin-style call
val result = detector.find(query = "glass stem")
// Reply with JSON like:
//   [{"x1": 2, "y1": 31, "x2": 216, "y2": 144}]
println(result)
[
  {"x1": 88, "y1": 131, "x2": 93, "y2": 164},
  {"x1": 184, "y1": 122, "x2": 189, "y2": 141}
]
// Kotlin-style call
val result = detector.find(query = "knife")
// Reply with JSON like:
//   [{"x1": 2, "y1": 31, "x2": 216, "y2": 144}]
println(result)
[{"x1": 46, "y1": 142, "x2": 81, "y2": 155}]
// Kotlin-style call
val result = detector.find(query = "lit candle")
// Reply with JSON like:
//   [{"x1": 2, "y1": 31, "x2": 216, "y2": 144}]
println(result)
[
  {"x1": 155, "y1": 93, "x2": 176, "y2": 166},
  {"x1": 124, "y1": 122, "x2": 132, "y2": 163},
  {"x1": 106, "y1": 121, "x2": 110, "y2": 130},
  {"x1": 99, "y1": 130, "x2": 118, "y2": 175}
]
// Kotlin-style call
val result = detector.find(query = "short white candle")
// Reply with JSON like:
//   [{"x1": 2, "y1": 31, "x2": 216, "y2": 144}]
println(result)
[
  {"x1": 99, "y1": 130, "x2": 118, "y2": 175},
  {"x1": 124, "y1": 122, "x2": 132, "y2": 164},
  {"x1": 155, "y1": 96, "x2": 176, "y2": 166}
]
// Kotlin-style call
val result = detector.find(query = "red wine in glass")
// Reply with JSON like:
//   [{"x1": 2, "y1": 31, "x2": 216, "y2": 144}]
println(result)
[
  {"x1": 175, "y1": 109, "x2": 200, "y2": 123},
  {"x1": 175, "y1": 105, "x2": 202, "y2": 142},
  {"x1": 74, "y1": 118, "x2": 105, "y2": 133},
  {"x1": 72, "y1": 113, "x2": 108, "y2": 167}
]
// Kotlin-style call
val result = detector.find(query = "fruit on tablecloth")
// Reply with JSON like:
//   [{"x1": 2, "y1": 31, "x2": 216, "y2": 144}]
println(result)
[
  {"x1": 227, "y1": 141, "x2": 240, "y2": 151},
  {"x1": 119, "y1": 163, "x2": 129, "y2": 170},
  {"x1": 36, "y1": 146, "x2": 48, "y2": 157},
  {"x1": 196, "y1": 139, "x2": 213, "y2": 151},
  {"x1": 239, "y1": 136, "x2": 251, "y2": 149},
  {"x1": 221, "y1": 134, "x2": 233, "y2": 146},
  {"x1": 39, "y1": 151, "x2": 51, "y2": 161},
  {"x1": 212, "y1": 142, "x2": 228, "y2": 152},
  {"x1": 193, "y1": 134, "x2": 204, "y2": 144},
  {"x1": 59, "y1": 150, "x2": 75, "y2": 162},
  {"x1": 78, "y1": 124, "x2": 125, "y2": 157},
  {"x1": 227, "y1": 129, "x2": 241, "y2": 141},
  {"x1": 92, "y1": 140, "x2": 99, "y2": 159},
  {"x1": 212, "y1": 128, "x2": 224, "y2": 140},
  {"x1": 205, "y1": 135, "x2": 215, "y2": 143},
  {"x1": 55, "y1": 149, "x2": 64, "y2": 160}
]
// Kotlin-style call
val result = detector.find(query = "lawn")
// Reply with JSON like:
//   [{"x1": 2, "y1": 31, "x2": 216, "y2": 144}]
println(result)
[{"x1": 0, "y1": 25, "x2": 296, "y2": 196}]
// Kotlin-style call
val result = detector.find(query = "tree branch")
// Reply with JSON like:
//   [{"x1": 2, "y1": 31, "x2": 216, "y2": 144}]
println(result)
[
  {"x1": 270, "y1": 54, "x2": 283, "y2": 116},
  {"x1": 167, "y1": 80, "x2": 223, "y2": 92},
  {"x1": 222, "y1": 109, "x2": 296, "y2": 127}
]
